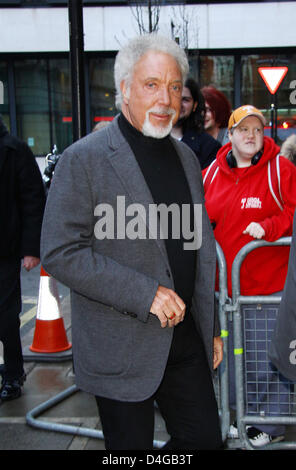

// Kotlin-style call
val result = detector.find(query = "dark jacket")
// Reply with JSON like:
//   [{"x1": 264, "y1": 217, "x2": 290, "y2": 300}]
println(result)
[
  {"x1": 0, "y1": 118, "x2": 45, "y2": 258},
  {"x1": 269, "y1": 209, "x2": 296, "y2": 381},
  {"x1": 182, "y1": 129, "x2": 221, "y2": 170}
]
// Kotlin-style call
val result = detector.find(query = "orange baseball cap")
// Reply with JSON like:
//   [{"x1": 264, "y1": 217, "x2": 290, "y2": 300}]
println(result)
[{"x1": 228, "y1": 105, "x2": 266, "y2": 130}]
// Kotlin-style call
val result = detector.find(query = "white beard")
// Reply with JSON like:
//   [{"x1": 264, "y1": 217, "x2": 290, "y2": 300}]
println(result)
[{"x1": 142, "y1": 108, "x2": 176, "y2": 139}]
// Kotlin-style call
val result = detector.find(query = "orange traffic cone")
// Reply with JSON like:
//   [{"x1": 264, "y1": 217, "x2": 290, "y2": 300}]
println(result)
[{"x1": 29, "y1": 267, "x2": 72, "y2": 354}]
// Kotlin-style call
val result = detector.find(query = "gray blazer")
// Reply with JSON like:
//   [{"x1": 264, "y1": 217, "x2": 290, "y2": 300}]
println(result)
[{"x1": 41, "y1": 115, "x2": 219, "y2": 401}]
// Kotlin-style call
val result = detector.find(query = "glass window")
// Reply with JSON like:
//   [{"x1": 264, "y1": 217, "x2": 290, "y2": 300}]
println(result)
[
  {"x1": 49, "y1": 58, "x2": 72, "y2": 154},
  {"x1": 14, "y1": 59, "x2": 50, "y2": 156},
  {"x1": 188, "y1": 52, "x2": 199, "y2": 83},
  {"x1": 0, "y1": 61, "x2": 10, "y2": 131},
  {"x1": 89, "y1": 57, "x2": 116, "y2": 130},
  {"x1": 242, "y1": 54, "x2": 296, "y2": 144},
  {"x1": 199, "y1": 55, "x2": 234, "y2": 108}
]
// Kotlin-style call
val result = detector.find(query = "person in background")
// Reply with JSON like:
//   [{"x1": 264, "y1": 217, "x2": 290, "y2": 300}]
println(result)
[
  {"x1": 0, "y1": 116, "x2": 45, "y2": 401},
  {"x1": 280, "y1": 133, "x2": 296, "y2": 165},
  {"x1": 202, "y1": 105, "x2": 296, "y2": 447},
  {"x1": 40, "y1": 34, "x2": 223, "y2": 451},
  {"x1": 171, "y1": 78, "x2": 221, "y2": 169},
  {"x1": 201, "y1": 85, "x2": 232, "y2": 146}
]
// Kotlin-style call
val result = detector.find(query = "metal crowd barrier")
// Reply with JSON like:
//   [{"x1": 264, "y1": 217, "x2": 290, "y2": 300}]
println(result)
[
  {"x1": 26, "y1": 237, "x2": 295, "y2": 450},
  {"x1": 25, "y1": 383, "x2": 166, "y2": 449},
  {"x1": 224, "y1": 236, "x2": 296, "y2": 450},
  {"x1": 215, "y1": 241, "x2": 231, "y2": 443}
]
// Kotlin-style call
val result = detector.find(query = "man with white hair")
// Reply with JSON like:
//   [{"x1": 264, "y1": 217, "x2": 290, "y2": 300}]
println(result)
[{"x1": 41, "y1": 34, "x2": 223, "y2": 450}]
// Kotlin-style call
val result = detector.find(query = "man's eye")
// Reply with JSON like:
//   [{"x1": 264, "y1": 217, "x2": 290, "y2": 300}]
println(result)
[{"x1": 171, "y1": 84, "x2": 182, "y2": 93}]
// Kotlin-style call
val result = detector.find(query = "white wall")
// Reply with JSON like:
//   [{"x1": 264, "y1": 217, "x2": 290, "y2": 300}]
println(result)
[
  {"x1": 206, "y1": 2, "x2": 296, "y2": 49},
  {"x1": 0, "y1": 2, "x2": 295, "y2": 53},
  {"x1": 0, "y1": 8, "x2": 69, "y2": 52}
]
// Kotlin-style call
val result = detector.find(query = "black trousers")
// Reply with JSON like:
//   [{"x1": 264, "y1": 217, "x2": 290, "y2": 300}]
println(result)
[
  {"x1": 0, "y1": 257, "x2": 24, "y2": 380},
  {"x1": 96, "y1": 315, "x2": 222, "y2": 450}
]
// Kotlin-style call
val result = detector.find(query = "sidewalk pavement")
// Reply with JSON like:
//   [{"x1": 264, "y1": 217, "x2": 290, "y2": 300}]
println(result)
[{"x1": 0, "y1": 272, "x2": 169, "y2": 452}]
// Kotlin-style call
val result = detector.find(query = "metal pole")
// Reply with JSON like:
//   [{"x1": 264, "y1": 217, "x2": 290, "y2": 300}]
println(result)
[
  {"x1": 274, "y1": 92, "x2": 278, "y2": 144},
  {"x1": 68, "y1": 0, "x2": 87, "y2": 142},
  {"x1": 216, "y1": 242, "x2": 231, "y2": 443},
  {"x1": 270, "y1": 103, "x2": 275, "y2": 141}
]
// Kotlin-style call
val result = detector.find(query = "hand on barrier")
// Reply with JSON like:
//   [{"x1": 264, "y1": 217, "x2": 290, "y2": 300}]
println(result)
[{"x1": 243, "y1": 222, "x2": 265, "y2": 239}]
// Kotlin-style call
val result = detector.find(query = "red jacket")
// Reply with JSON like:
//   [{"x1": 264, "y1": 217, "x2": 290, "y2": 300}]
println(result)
[{"x1": 202, "y1": 136, "x2": 296, "y2": 297}]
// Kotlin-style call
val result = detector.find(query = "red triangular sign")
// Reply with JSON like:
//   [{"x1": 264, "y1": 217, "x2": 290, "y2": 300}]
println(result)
[{"x1": 258, "y1": 67, "x2": 288, "y2": 94}]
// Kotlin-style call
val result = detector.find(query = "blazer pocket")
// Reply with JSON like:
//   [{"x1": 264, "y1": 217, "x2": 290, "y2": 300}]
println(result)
[{"x1": 78, "y1": 313, "x2": 132, "y2": 377}]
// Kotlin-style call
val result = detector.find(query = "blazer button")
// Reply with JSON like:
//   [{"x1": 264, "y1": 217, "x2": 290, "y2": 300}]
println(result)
[
  {"x1": 166, "y1": 269, "x2": 171, "y2": 278},
  {"x1": 123, "y1": 311, "x2": 137, "y2": 318}
]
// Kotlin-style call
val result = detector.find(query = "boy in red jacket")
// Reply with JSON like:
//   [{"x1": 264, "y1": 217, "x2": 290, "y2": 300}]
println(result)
[{"x1": 203, "y1": 105, "x2": 296, "y2": 447}]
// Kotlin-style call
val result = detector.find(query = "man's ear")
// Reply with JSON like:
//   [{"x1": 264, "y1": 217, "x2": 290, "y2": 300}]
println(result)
[
  {"x1": 193, "y1": 102, "x2": 198, "y2": 112},
  {"x1": 120, "y1": 80, "x2": 129, "y2": 104}
]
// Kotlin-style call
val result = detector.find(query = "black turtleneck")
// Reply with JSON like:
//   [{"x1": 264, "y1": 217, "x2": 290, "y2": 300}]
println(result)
[{"x1": 118, "y1": 113, "x2": 196, "y2": 311}]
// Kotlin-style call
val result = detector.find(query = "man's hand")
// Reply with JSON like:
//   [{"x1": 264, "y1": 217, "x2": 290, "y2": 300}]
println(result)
[
  {"x1": 150, "y1": 285, "x2": 186, "y2": 328},
  {"x1": 23, "y1": 256, "x2": 40, "y2": 272},
  {"x1": 243, "y1": 222, "x2": 265, "y2": 239},
  {"x1": 213, "y1": 336, "x2": 223, "y2": 369}
]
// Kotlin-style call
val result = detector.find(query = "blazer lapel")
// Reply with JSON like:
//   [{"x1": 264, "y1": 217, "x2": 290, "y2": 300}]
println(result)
[
  {"x1": 171, "y1": 138, "x2": 203, "y2": 206},
  {"x1": 170, "y1": 138, "x2": 204, "y2": 263},
  {"x1": 107, "y1": 118, "x2": 169, "y2": 265}
]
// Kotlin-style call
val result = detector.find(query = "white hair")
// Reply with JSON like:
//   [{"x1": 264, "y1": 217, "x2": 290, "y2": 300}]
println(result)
[
  {"x1": 114, "y1": 34, "x2": 189, "y2": 110},
  {"x1": 142, "y1": 107, "x2": 176, "y2": 139}
]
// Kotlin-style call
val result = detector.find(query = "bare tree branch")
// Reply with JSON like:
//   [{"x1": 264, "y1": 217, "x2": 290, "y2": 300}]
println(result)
[
  {"x1": 170, "y1": 4, "x2": 199, "y2": 53},
  {"x1": 129, "y1": 0, "x2": 162, "y2": 34}
]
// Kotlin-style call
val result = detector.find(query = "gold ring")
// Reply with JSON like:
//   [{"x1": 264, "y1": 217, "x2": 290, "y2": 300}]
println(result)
[{"x1": 168, "y1": 312, "x2": 176, "y2": 320}]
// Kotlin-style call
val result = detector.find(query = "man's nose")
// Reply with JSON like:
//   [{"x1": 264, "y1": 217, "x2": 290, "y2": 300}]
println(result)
[{"x1": 157, "y1": 86, "x2": 171, "y2": 106}]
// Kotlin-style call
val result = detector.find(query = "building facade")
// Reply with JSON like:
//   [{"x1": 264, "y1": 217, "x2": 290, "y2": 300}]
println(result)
[{"x1": 0, "y1": 0, "x2": 295, "y2": 156}]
